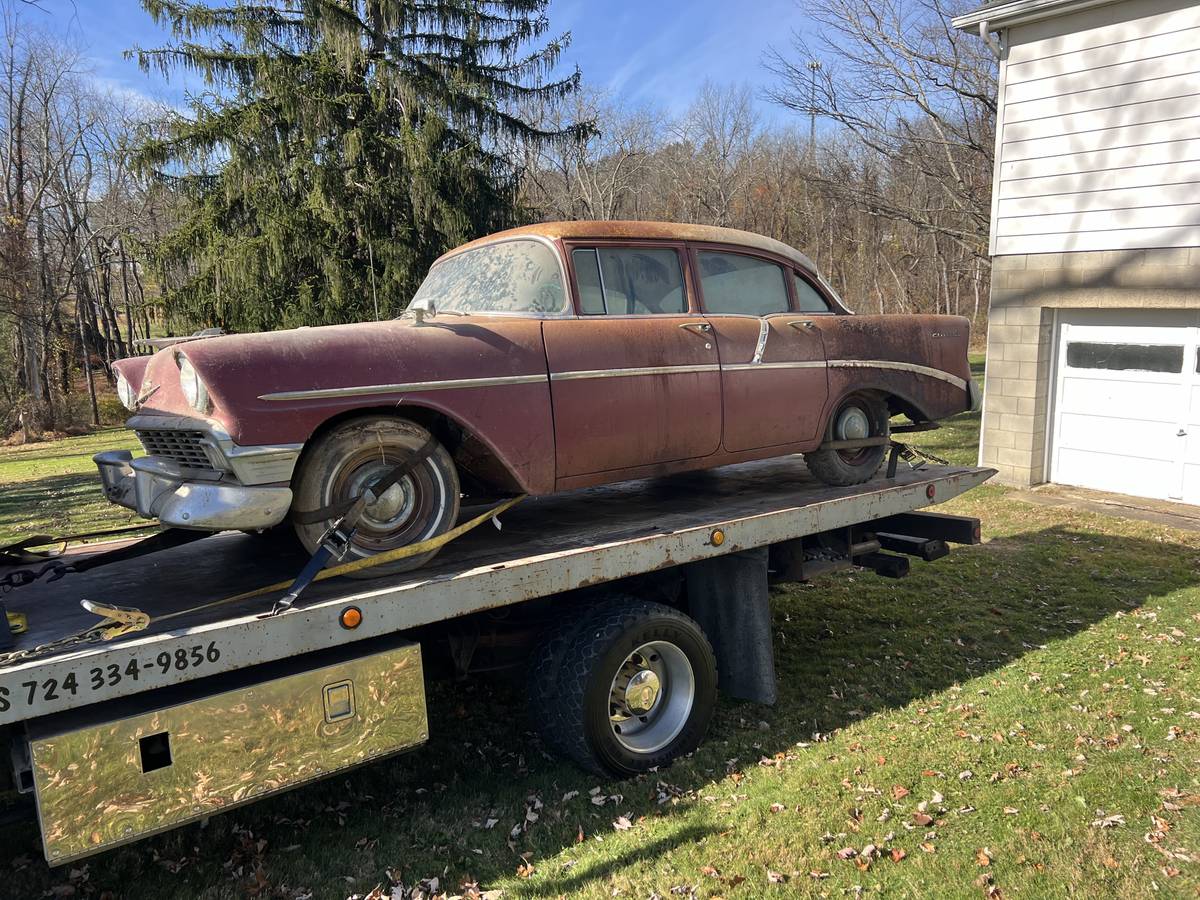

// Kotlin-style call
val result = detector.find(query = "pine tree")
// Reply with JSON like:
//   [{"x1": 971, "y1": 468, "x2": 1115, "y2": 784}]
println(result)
[{"x1": 132, "y1": 0, "x2": 583, "y2": 331}]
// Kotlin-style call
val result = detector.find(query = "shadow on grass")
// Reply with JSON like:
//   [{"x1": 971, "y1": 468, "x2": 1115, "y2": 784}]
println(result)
[
  {"x1": 0, "y1": 472, "x2": 121, "y2": 540},
  {"x1": 2, "y1": 518, "x2": 1194, "y2": 897}
]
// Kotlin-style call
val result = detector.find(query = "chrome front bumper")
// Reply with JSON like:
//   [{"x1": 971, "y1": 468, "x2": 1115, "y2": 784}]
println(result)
[{"x1": 94, "y1": 450, "x2": 293, "y2": 531}]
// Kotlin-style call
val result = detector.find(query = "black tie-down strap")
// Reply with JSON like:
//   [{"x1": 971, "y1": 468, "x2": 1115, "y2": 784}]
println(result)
[
  {"x1": 0, "y1": 528, "x2": 210, "y2": 593},
  {"x1": 290, "y1": 436, "x2": 438, "y2": 525}
]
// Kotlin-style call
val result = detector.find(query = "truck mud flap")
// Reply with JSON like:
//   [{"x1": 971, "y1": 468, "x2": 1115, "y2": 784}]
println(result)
[{"x1": 27, "y1": 641, "x2": 427, "y2": 865}]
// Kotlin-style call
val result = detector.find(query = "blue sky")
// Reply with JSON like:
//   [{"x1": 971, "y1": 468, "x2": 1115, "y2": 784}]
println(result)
[{"x1": 32, "y1": 0, "x2": 809, "y2": 124}]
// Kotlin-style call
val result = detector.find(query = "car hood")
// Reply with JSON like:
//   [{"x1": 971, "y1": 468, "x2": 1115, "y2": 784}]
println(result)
[{"x1": 129, "y1": 316, "x2": 550, "y2": 445}]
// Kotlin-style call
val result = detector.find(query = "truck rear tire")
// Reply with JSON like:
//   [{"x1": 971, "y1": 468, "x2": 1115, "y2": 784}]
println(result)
[{"x1": 532, "y1": 598, "x2": 717, "y2": 776}]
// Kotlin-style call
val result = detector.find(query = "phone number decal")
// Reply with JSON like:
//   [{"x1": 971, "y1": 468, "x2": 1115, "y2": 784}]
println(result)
[{"x1": 0, "y1": 641, "x2": 222, "y2": 711}]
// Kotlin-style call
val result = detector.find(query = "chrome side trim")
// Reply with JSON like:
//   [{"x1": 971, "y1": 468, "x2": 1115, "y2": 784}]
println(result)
[
  {"x1": 551, "y1": 364, "x2": 721, "y2": 382},
  {"x1": 827, "y1": 359, "x2": 968, "y2": 390},
  {"x1": 259, "y1": 359, "x2": 965, "y2": 400},
  {"x1": 751, "y1": 318, "x2": 770, "y2": 364},
  {"x1": 721, "y1": 361, "x2": 827, "y2": 372},
  {"x1": 259, "y1": 373, "x2": 548, "y2": 402}
]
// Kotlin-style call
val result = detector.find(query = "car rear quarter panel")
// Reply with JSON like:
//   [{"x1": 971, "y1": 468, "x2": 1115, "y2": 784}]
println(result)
[{"x1": 816, "y1": 314, "x2": 973, "y2": 421}]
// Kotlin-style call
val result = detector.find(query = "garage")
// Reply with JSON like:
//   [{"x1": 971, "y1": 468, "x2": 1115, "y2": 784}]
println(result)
[{"x1": 1051, "y1": 321, "x2": 1200, "y2": 504}]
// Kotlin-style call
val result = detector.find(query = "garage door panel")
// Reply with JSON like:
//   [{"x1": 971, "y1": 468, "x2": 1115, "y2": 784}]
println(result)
[
  {"x1": 1184, "y1": 463, "x2": 1200, "y2": 505},
  {"x1": 1059, "y1": 378, "x2": 1182, "y2": 422},
  {"x1": 1051, "y1": 323, "x2": 1198, "y2": 505},
  {"x1": 1056, "y1": 412, "x2": 1179, "y2": 461},
  {"x1": 1054, "y1": 447, "x2": 1178, "y2": 499}
]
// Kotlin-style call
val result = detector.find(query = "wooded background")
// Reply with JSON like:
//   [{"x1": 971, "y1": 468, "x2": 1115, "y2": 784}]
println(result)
[{"x1": 0, "y1": 0, "x2": 995, "y2": 438}]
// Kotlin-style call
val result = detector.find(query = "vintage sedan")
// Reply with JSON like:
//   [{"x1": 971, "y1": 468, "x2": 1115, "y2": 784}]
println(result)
[{"x1": 95, "y1": 221, "x2": 979, "y2": 575}]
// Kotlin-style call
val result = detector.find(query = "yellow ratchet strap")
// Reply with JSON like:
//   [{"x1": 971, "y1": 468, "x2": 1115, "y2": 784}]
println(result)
[
  {"x1": 144, "y1": 494, "x2": 528, "y2": 627},
  {"x1": 80, "y1": 600, "x2": 152, "y2": 640},
  {"x1": 5, "y1": 612, "x2": 26, "y2": 635}
]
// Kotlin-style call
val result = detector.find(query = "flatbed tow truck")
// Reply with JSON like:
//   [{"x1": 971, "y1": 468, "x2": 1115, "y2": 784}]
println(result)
[{"x1": 0, "y1": 454, "x2": 993, "y2": 866}]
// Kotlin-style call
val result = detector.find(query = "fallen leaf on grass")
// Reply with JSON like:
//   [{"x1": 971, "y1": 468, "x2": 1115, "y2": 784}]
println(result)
[
  {"x1": 767, "y1": 870, "x2": 787, "y2": 883},
  {"x1": 836, "y1": 847, "x2": 857, "y2": 860},
  {"x1": 1091, "y1": 814, "x2": 1125, "y2": 828},
  {"x1": 613, "y1": 816, "x2": 632, "y2": 831},
  {"x1": 890, "y1": 849, "x2": 907, "y2": 862},
  {"x1": 892, "y1": 785, "x2": 910, "y2": 800},
  {"x1": 977, "y1": 848, "x2": 993, "y2": 866},
  {"x1": 769, "y1": 802, "x2": 786, "y2": 813},
  {"x1": 919, "y1": 842, "x2": 936, "y2": 853},
  {"x1": 913, "y1": 812, "x2": 934, "y2": 826}
]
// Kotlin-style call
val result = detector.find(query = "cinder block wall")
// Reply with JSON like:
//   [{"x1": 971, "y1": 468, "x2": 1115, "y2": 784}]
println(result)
[{"x1": 981, "y1": 247, "x2": 1200, "y2": 486}]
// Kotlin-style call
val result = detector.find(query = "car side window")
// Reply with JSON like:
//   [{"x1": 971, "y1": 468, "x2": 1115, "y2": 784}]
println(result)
[
  {"x1": 794, "y1": 272, "x2": 832, "y2": 313},
  {"x1": 572, "y1": 247, "x2": 686, "y2": 315},
  {"x1": 697, "y1": 251, "x2": 789, "y2": 316}
]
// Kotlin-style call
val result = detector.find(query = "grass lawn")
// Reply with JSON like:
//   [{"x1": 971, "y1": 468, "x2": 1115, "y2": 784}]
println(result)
[
  {"x1": 4, "y1": 355, "x2": 1200, "y2": 898},
  {"x1": 0, "y1": 429, "x2": 142, "y2": 544}
]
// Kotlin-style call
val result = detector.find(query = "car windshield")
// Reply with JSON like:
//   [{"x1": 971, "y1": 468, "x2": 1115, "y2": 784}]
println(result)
[{"x1": 410, "y1": 239, "x2": 566, "y2": 315}]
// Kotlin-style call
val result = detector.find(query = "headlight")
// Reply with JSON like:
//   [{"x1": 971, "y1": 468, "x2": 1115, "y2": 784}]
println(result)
[
  {"x1": 176, "y1": 353, "x2": 210, "y2": 412},
  {"x1": 115, "y1": 371, "x2": 137, "y2": 410}
]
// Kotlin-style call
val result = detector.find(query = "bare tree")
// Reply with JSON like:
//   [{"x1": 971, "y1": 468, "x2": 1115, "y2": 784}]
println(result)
[{"x1": 765, "y1": 0, "x2": 996, "y2": 258}]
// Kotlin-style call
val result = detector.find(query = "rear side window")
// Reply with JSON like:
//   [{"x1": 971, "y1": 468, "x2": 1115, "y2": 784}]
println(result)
[
  {"x1": 572, "y1": 247, "x2": 686, "y2": 315},
  {"x1": 697, "y1": 251, "x2": 789, "y2": 315},
  {"x1": 1066, "y1": 342, "x2": 1183, "y2": 374},
  {"x1": 794, "y1": 273, "x2": 832, "y2": 313}
]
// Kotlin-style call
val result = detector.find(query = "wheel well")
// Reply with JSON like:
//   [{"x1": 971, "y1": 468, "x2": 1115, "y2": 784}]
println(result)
[
  {"x1": 294, "y1": 406, "x2": 524, "y2": 495},
  {"x1": 829, "y1": 388, "x2": 932, "y2": 426}
]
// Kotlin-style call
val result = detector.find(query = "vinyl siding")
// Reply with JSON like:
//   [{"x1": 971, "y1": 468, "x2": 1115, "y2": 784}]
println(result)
[{"x1": 994, "y1": 0, "x2": 1200, "y2": 255}]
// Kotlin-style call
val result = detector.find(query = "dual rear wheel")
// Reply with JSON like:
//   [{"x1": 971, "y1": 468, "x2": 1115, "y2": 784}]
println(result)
[{"x1": 528, "y1": 598, "x2": 718, "y2": 775}]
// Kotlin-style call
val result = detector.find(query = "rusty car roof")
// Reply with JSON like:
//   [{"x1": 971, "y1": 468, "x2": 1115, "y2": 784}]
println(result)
[{"x1": 438, "y1": 221, "x2": 820, "y2": 273}]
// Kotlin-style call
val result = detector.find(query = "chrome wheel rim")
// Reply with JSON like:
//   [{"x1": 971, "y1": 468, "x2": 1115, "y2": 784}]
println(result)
[{"x1": 609, "y1": 640, "x2": 694, "y2": 754}]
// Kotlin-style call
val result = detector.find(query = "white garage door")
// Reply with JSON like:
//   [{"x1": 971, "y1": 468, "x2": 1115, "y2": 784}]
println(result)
[{"x1": 1051, "y1": 323, "x2": 1200, "y2": 504}]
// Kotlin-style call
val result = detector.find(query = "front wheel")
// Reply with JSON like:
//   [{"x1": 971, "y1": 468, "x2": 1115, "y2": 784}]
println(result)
[
  {"x1": 291, "y1": 416, "x2": 460, "y2": 578},
  {"x1": 803, "y1": 393, "x2": 890, "y2": 486},
  {"x1": 532, "y1": 598, "x2": 717, "y2": 776}
]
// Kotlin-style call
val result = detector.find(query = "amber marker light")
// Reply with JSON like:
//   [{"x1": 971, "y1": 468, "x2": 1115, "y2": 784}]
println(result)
[
  {"x1": 710, "y1": 529, "x2": 726, "y2": 547},
  {"x1": 340, "y1": 606, "x2": 363, "y2": 629}
]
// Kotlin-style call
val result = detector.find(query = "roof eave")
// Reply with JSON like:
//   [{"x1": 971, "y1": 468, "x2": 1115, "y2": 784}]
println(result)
[{"x1": 952, "y1": 0, "x2": 1121, "y2": 31}]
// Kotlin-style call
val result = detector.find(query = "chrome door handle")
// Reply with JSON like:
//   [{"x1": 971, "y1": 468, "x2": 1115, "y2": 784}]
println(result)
[
  {"x1": 679, "y1": 322, "x2": 712, "y2": 334},
  {"x1": 787, "y1": 320, "x2": 816, "y2": 330}
]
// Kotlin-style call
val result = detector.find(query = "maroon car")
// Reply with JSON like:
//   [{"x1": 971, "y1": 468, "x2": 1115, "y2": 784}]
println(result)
[{"x1": 96, "y1": 221, "x2": 979, "y2": 575}]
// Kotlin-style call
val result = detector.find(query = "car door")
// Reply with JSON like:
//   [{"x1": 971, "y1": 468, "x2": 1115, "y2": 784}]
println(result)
[
  {"x1": 543, "y1": 242, "x2": 722, "y2": 481},
  {"x1": 692, "y1": 247, "x2": 831, "y2": 451}
]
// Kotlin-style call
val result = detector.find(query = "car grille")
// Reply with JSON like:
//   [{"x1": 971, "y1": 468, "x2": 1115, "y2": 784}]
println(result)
[{"x1": 136, "y1": 429, "x2": 216, "y2": 471}]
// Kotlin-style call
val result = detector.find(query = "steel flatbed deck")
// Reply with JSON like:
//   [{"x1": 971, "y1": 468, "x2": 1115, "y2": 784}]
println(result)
[{"x1": 0, "y1": 458, "x2": 993, "y2": 725}]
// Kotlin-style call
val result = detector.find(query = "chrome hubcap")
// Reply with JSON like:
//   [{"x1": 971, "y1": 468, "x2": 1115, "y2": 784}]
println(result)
[
  {"x1": 836, "y1": 406, "x2": 871, "y2": 441},
  {"x1": 625, "y1": 669, "x2": 661, "y2": 714},
  {"x1": 609, "y1": 641, "x2": 695, "y2": 754},
  {"x1": 346, "y1": 462, "x2": 416, "y2": 530}
]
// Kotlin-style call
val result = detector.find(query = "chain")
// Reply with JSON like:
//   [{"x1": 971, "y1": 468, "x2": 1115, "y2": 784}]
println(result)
[
  {"x1": 0, "y1": 627, "x2": 102, "y2": 667},
  {"x1": 897, "y1": 443, "x2": 951, "y2": 467}
]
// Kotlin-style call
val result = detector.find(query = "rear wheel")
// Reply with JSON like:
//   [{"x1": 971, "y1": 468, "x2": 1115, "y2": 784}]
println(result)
[
  {"x1": 803, "y1": 393, "x2": 890, "y2": 486},
  {"x1": 531, "y1": 598, "x2": 717, "y2": 776},
  {"x1": 292, "y1": 416, "x2": 460, "y2": 577}
]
